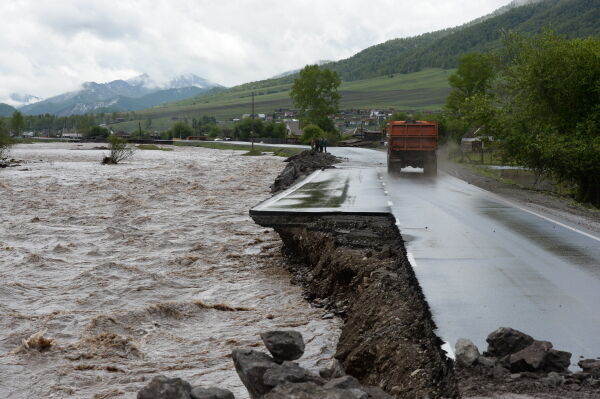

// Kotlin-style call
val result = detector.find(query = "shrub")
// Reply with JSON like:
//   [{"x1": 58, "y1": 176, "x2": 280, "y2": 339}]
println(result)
[
  {"x1": 0, "y1": 131, "x2": 13, "y2": 161},
  {"x1": 102, "y1": 135, "x2": 135, "y2": 164}
]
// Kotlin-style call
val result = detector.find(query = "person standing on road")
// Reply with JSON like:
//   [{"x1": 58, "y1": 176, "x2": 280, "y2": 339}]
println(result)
[{"x1": 322, "y1": 138, "x2": 327, "y2": 153}]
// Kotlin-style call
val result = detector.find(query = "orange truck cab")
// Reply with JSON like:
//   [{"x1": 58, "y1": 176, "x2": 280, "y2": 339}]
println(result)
[{"x1": 386, "y1": 120, "x2": 438, "y2": 175}]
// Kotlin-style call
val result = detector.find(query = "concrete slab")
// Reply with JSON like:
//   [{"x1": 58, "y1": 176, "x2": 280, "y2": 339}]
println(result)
[{"x1": 250, "y1": 168, "x2": 390, "y2": 216}]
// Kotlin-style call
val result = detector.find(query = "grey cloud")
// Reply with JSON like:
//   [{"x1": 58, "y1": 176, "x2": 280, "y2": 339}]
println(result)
[{"x1": 0, "y1": 0, "x2": 511, "y2": 102}]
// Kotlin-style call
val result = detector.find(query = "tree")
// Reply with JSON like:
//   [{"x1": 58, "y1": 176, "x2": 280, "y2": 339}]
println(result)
[
  {"x1": 495, "y1": 32, "x2": 600, "y2": 204},
  {"x1": 0, "y1": 119, "x2": 13, "y2": 160},
  {"x1": 290, "y1": 65, "x2": 341, "y2": 132},
  {"x1": 263, "y1": 122, "x2": 287, "y2": 138},
  {"x1": 102, "y1": 135, "x2": 135, "y2": 164},
  {"x1": 10, "y1": 111, "x2": 25, "y2": 136},
  {"x1": 300, "y1": 124, "x2": 324, "y2": 144},
  {"x1": 171, "y1": 122, "x2": 194, "y2": 139},
  {"x1": 89, "y1": 125, "x2": 110, "y2": 138},
  {"x1": 233, "y1": 118, "x2": 264, "y2": 140}
]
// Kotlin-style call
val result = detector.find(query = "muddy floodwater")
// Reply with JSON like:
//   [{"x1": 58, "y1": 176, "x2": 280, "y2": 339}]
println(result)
[{"x1": 0, "y1": 142, "x2": 340, "y2": 398}]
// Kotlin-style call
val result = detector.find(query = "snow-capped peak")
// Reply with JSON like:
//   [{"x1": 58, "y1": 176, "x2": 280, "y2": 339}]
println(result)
[
  {"x1": 167, "y1": 74, "x2": 217, "y2": 89},
  {"x1": 7, "y1": 93, "x2": 43, "y2": 107},
  {"x1": 126, "y1": 73, "x2": 158, "y2": 89}
]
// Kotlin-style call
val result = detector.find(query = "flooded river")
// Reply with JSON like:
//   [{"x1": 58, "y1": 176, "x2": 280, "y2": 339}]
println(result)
[{"x1": 0, "y1": 143, "x2": 340, "y2": 398}]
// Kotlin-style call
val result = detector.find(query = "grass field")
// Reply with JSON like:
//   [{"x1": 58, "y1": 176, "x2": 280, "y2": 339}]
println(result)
[{"x1": 109, "y1": 68, "x2": 453, "y2": 133}]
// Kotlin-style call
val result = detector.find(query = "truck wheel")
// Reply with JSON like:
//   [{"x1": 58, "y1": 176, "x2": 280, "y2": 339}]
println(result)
[{"x1": 424, "y1": 156, "x2": 437, "y2": 176}]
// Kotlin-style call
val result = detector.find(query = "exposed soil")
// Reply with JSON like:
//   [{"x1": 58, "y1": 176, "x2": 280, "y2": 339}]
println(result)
[
  {"x1": 457, "y1": 364, "x2": 600, "y2": 398},
  {"x1": 251, "y1": 211, "x2": 459, "y2": 398},
  {"x1": 270, "y1": 150, "x2": 340, "y2": 194}
]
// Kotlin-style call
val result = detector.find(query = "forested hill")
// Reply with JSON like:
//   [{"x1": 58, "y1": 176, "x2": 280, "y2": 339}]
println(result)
[
  {"x1": 325, "y1": 0, "x2": 600, "y2": 81},
  {"x1": 0, "y1": 103, "x2": 17, "y2": 117}
]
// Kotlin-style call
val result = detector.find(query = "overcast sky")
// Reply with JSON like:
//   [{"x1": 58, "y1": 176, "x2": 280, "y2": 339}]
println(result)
[{"x1": 0, "y1": 0, "x2": 512, "y2": 103}]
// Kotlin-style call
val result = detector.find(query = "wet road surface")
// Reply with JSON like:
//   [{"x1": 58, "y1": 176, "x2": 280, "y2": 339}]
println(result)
[
  {"x1": 326, "y1": 147, "x2": 600, "y2": 364},
  {"x1": 251, "y1": 168, "x2": 389, "y2": 215}
]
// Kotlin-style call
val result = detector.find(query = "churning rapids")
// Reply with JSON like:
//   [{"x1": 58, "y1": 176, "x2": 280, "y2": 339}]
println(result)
[{"x1": 0, "y1": 142, "x2": 340, "y2": 398}]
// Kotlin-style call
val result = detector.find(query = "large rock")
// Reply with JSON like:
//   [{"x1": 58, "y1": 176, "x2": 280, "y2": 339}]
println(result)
[
  {"x1": 544, "y1": 349, "x2": 571, "y2": 372},
  {"x1": 190, "y1": 387, "x2": 234, "y2": 399},
  {"x1": 579, "y1": 359, "x2": 600, "y2": 376},
  {"x1": 232, "y1": 349, "x2": 278, "y2": 399},
  {"x1": 262, "y1": 361, "x2": 324, "y2": 387},
  {"x1": 137, "y1": 375, "x2": 192, "y2": 399},
  {"x1": 318, "y1": 359, "x2": 345, "y2": 379},
  {"x1": 486, "y1": 327, "x2": 534, "y2": 357},
  {"x1": 361, "y1": 386, "x2": 393, "y2": 399},
  {"x1": 509, "y1": 340, "x2": 553, "y2": 372},
  {"x1": 262, "y1": 382, "x2": 363, "y2": 399},
  {"x1": 323, "y1": 375, "x2": 362, "y2": 390},
  {"x1": 455, "y1": 338, "x2": 480, "y2": 367},
  {"x1": 260, "y1": 330, "x2": 305, "y2": 362}
]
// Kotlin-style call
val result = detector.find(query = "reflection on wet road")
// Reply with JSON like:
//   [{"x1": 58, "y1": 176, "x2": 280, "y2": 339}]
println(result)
[
  {"x1": 328, "y1": 147, "x2": 600, "y2": 365},
  {"x1": 386, "y1": 171, "x2": 600, "y2": 364}
]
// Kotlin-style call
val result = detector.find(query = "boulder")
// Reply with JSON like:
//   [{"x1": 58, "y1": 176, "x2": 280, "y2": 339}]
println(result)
[
  {"x1": 544, "y1": 349, "x2": 571, "y2": 372},
  {"x1": 260, "y1": 330, "x2": 305, "y2": 362},
  {"x1": 318, "y1": 359, "x2": 345, "y2": 379},
  {"x1": 509, "y1": 340, "x2": 553, "y2": 372},
  {"x1": 486, "y1": 327, "x2": 534, "y2": 357},
  {"x1": 137, "y1": 375, "x2": 192, "y2": 399},
  {"x1": 262, "y1": 361, "x2": 324, "y2": 387},
  {"x1": 232, "y1": 349, "x2": 278, "y2": 399},
  {"x1": 361, "y1": 385, "x2": 393, "y2": 398},
  {"x1": 323, "y1": 375, "x2": 362, "y2": 390},
  {"x1": 541, "y1": 371, "x2": 564, "y2": 387},
  {"x1": 579, "y1": 359, "x2": 600, "y2": 376},
  {"x1": 262, "y1": 382, "x2": 361, "y2": 399},
  {"x1": 190, "y1": 387, "x2": 234, "y2": 399},
  {"x1": 477, "y1": 356, "x2": 497, "y2": 368},
  {"x1": 455, "y1": 338, "x2": 480, "y2": 367}
]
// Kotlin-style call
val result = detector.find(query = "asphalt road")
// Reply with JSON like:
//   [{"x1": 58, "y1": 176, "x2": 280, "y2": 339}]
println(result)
[
  {"x1": 231, "y1": 141, "x2": 600, "y2": 364},
  {"x1": 327, "y1": 146, "x2": 600, "y2": 366}
]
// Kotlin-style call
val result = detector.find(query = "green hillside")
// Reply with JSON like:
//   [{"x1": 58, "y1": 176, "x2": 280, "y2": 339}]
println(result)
[
  {"x1": 327, "y1": 0, "x2": 600, "y2": 81},
  {"x1": 110, "y1": 69, "x2": 452, "y2": 132},
  {"x1": 0, "y1": 103, "x2": 17, "y2": 117},
  {"x1": 113, "y1": 0, "x2": 598, "y2": 132}
]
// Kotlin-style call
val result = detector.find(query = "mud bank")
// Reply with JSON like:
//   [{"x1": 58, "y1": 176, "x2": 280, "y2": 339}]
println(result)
[{"x1": 251, "y1": 210, "x2": 458, "y2": 398}]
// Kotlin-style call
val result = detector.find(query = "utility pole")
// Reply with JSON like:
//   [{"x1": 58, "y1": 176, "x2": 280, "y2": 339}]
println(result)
[{"x1": 251, "y1": 91, "x2": 255, "y2": 150}]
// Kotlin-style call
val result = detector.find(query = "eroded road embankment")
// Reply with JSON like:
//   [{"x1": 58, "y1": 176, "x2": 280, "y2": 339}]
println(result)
[{"x1": 251, "y1": 151, "x2": 458, "y2": 398}]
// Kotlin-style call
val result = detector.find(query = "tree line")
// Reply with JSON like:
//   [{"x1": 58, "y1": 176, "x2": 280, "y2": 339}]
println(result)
[{"x1": 445, "y1": 31, "x2": 600, "y2": 205}]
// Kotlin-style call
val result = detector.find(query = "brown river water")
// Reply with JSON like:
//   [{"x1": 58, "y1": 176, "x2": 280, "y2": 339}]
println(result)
[{"x1": 0, "y1": 142, "x2": 340, "y2": 398}]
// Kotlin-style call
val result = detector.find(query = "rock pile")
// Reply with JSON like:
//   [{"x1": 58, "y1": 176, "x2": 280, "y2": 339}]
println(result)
[
  {"x1": 270, "y1": 150, "x2": 340, "y2": 193},
  {"x1": 137, "y1": 330, "x2": 392, "y2": 399},
  {"x1": 456, "y1": 327, "x2": 600, "y2": 396}
]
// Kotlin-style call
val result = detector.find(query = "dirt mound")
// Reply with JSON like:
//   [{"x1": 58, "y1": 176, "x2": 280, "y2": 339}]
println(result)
[
  {"x1": 270, "y1": 150, "x2": 340, "y2": 193},
  {"x1": 252, "y1": 213, "x2": 459, "y2": 398}
]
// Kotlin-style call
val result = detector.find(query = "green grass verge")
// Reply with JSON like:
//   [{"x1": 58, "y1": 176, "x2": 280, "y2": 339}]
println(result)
[{"x1": 174, "y1": 141, "x2": 303, "y2": 158}]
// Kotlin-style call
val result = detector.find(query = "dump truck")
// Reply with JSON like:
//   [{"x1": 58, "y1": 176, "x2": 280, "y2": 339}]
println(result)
[{"x1": 386, "y1": 120, "x2": 438, "y2": 175}]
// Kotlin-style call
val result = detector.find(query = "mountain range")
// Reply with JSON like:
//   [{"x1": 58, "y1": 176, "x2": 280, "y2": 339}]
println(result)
[{"x1": 16, "y1": 74, "x2": 224, "y2": 116}]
